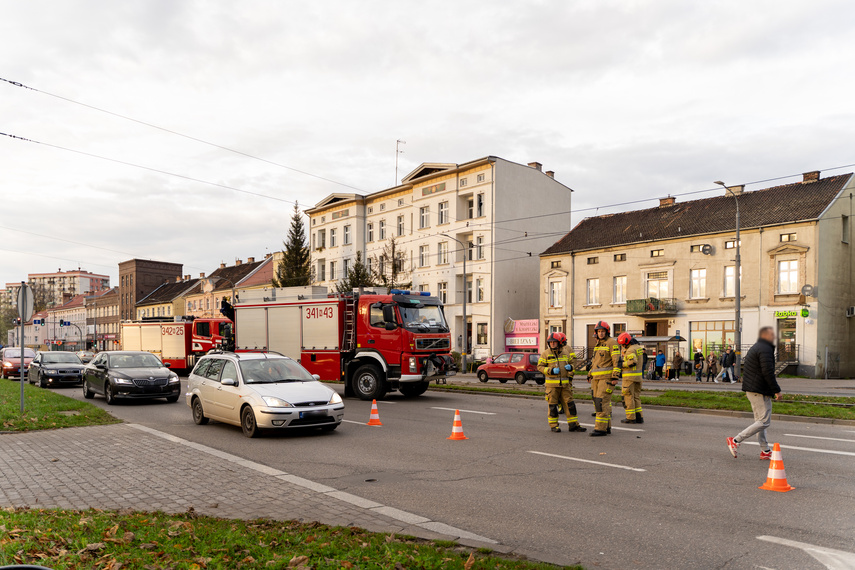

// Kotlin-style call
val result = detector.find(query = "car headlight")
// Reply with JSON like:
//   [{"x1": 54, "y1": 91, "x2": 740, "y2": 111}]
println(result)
[
  {"x1": 110, "y1": 376, "x2": 133, "y2": 384},
  {"x1": 329, "y1": 392, "x2": 343, "y2": 405},
  {"x1": 2, "y1": 361, "x2": 12, "y2": 368},
  {"x1": 45, "y1": 370, "x2": 57, "y2": 375},
  {"x1": 409, "y1": 356, "x2": 418, "y2": 373},
  {"x1": 261, "y1": 396, "x2": 293, "y2": 408},
  {"x1": 168, "y1": 374, "x2": 180, "y2": 383}
]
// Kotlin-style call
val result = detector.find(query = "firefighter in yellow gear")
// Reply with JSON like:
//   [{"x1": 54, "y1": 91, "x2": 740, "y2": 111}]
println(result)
[
  {"x1": 617, "y1": 332, "x2": 645, "y2": 424},
  {"x1": 537, "y1": 332, "x2": 586, "y2": 433},
  {"x1": 587, "y1": 321, "x2": 620, "y2": 436}
]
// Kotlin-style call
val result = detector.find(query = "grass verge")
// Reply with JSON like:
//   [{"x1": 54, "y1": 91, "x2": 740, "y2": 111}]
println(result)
[
  {"x1": 429, "y1": 384, "x2": 855, "y2": 420},
  {"x1": 0, "y1": 508, "x2": 578, "y2": 570},
  {"x1": 0, "y1": 380, "x2": 119, "y2": 432}
]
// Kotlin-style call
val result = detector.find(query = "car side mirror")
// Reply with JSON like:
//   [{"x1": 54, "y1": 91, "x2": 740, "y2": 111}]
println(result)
[
  {"x1": 94, "y1": 362, "x2": 106, "y2": 370},
  {"x1": 384, "y1": 322, "x2": 397, "y2": 331},
  {"x1": 382, "y1": 305, "x2": 396, "y2": 324},
  {"x1": 312, "y1": 374, "x2": 321, "y2": 381},
  {"x1": 162, "y1": 362, "x2": 172, "y2": 368},
  {"x1": 221, "y1": 377, "x2": 237, "y2": 386}
]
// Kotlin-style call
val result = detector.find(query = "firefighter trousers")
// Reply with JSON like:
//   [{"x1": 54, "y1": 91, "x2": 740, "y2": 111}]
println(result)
[
  {"x1": 590, "y1": 376, "x2": 613, "y2": 432},
  {"x1": 621, "y1": 380, "x2": 642, "y2": 420},
  {"x1": 545, "y1": 384, "x2": 579, "y2": 427}
]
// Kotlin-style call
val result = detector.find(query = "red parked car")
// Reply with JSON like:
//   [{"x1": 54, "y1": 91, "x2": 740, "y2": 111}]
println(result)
[{"x1": 476, "y1": 352, "x2": 545, "y2": 385}]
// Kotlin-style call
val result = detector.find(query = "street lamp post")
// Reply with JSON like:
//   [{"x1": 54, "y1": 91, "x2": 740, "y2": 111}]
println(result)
[
  {"x1": 441, "y1": 233, "x2": 467, "y2": 373},
  {"x1": 715, "y1": 180, "x2": 742, "y2": 377}
]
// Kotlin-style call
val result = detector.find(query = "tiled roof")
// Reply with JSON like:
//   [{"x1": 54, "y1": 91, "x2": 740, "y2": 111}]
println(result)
[
  {"x1": 237, "y1": 257, "x2": 273, "y2": 288},
  {"x1": 50, "y1": 294, "x2": 87, "y2": 311},
  {"x1": 542, "y1": 173, "x2": 853, "y2": 255},
  {"x1": 183, "y1": 260, "x2": 266, "y2": 296},
  {"x1": 136, "y1": 280, "x2": 199, "y2": 306}
]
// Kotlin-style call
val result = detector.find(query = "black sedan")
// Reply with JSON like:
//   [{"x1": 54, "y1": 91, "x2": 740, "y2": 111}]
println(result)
[
  {"x1": 82, "y1": 351, "x2": 181, "y2": 404},
  {"x1": 28, "y1": 351, "x2": 85, "y2": 388}
]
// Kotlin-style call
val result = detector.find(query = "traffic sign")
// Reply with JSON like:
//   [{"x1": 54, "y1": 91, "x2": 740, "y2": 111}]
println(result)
[{"x1": 16, "y1": 284, "x2": 34, "y2": 322}]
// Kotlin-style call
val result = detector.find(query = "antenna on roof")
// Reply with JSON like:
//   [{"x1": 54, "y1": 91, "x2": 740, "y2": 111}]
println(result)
[{"x1": 395, "y1": 139, "x2": 406, "y2": 185}]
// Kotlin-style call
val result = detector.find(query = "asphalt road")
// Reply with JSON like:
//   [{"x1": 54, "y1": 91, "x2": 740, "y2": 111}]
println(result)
[{"x1": 60, "y1": 381, "x2": 855, "y2": 569}]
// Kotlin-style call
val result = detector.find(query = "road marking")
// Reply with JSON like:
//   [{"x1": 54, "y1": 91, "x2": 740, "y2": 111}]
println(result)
[
  {"x1": 576, "y1": 422, "x2": 644, "y2": 432},
  {"x1": 431, "y1": 407, "x2": 496, "y2": 415},
  {"x1": 528, "y1": 450, "x2": 646, "y2": 472},
  {"x1": 378, "y1": 401, "x2": 396, "y2": 404},
  {"x1": 342, "y1": 419, "x2": 368, "y2": 425},
  {"x1": 757, "y1": 536, "x2": 855, "y2": 569},
  {"x1": 784, "y1": 434, "x2": 855, "y2": 444},
  {"x1": 742, "y1": 442, "x2": 855, "y2": 457}
]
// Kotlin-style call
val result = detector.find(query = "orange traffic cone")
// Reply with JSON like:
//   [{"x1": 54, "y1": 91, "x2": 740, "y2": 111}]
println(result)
[
  {"x1": 447, "y1": 409, "x2": 468, "y2": 440},
  {"x1": 367, "y1": 400, "x2": 383, "y2": 426},
  {"x1": 759, "y1": 443, "x2": 794, "y2": 492}
]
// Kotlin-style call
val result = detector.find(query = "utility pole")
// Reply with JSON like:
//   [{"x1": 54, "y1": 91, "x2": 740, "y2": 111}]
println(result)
[
  {"x1": 715, "y1": 181, "x2": 742, "y2": 377},
  {"x1": 395, "y1": 140, "x2": 406, "y2": 185}
]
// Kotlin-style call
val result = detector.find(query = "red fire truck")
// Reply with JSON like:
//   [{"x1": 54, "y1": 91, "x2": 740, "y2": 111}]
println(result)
[
  {"x1": 121, "y1": 318, "x2": 231, "y2": 371},
  {"x1": 232, "y1": 289, "x2": 456, "y2": 400}
]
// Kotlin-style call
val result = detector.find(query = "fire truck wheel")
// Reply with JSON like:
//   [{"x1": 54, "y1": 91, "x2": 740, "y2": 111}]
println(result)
[
  {"x1": 399, "y1": 381, "x2": 429, "y2": 397},
  {"x1": 352, "y1": 365, "x2": 387, "y2": 401}
]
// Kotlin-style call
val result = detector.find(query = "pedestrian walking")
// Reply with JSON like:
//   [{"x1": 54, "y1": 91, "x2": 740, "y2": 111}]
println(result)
[
  {"x1": 537, "y1": 332, "x2": 586, "y2": 433},
  {"x1": 693, "y1": 349, "x2": 704, "y2": 382},
  {"x1": 719, "y1": 347, "x2": 736, "y2": 383},
  {"x1": 672, "y1": 351, "x2": 684, "y2": 381},
  {"x1": 706, "y1": 352, "x2": 718, "y2": 382},
  {"x1": 655, "y1": 350, "x2": 666, "y2": 379},
  {"x1": 726, "y1": 327, "x2": 781, "y2": 460}
]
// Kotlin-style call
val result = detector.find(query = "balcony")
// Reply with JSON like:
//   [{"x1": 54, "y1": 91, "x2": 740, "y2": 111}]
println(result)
[{"x1": 626, "y1": 297, "x2": 678, "y2": 315}]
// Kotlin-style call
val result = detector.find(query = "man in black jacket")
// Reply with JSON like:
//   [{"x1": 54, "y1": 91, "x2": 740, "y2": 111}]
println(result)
[{"x1": 726, "y1": 327, "x2": 782, "y2": 460}]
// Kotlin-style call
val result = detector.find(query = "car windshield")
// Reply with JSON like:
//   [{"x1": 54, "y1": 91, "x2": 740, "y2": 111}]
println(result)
[
  {"x1": 4, "y1": 349, "x2": 36, "y2": 358},
  {"x1": 239, "y1": 359, "x2": 314, "y2": 384},
  {"x1": 79, "y1": 352, "x2": 94, "y2": 357},
  {"x1": 44, "y1": 353, "x2": 82, "y2": 364},
  {"x1": 109, "y1": 353, "x2": 164, "y2": 368},
  {"x1": 397, "y1": 305, "x2": 449, "y2": 332}
]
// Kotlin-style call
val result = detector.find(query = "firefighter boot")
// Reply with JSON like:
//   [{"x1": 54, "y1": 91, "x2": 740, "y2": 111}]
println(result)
[
  {"x1": 636, "y1": 412, "x2": 644, "y2": 424},
  {"x1": 621, "y1": 418, "x2": 637, "y2": 424},
  {"x1": 590, "y1": 429, "x2": 608, "y2": 437},
  {"x1": 551, "y1": 426, "x2": 561, "y2": 433}
]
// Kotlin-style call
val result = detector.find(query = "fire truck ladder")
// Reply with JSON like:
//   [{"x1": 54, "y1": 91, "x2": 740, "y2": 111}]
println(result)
[{"x1": 342, "y1": 296, "x2": 357, "y2": 351}]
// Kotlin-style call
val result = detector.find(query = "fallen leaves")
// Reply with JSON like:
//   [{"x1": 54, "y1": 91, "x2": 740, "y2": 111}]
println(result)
[{"x1": 464, "y1": 552, "x2": 476, "y2": 570}]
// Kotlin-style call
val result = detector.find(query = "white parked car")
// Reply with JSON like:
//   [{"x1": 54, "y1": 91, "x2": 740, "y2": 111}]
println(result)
[{"x1": 186, "y1": 351, "x2": 344, "y2": 438}]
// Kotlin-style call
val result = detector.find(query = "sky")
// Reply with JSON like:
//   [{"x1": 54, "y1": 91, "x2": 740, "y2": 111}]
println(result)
[{"x1": 2, "y1": 0, "x2": 855, "y2": 288}]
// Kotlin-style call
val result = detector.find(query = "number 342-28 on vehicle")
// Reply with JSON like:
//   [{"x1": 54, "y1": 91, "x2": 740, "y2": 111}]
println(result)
[{"x1": 305, "y1": 306, "x2": 335, "y2": 319}]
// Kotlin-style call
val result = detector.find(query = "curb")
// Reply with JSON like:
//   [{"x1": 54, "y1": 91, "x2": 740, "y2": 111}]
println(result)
[{"x1": 427, "y1": 387, "x2": 855, "y2": 426}]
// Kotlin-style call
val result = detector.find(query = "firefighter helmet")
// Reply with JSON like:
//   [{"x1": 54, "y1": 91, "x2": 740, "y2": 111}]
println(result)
[
  {"x1": 593, "y1": 321, "x2": 610, "y2": 336},
  {"x1": 547, "y1": 332, "x2": 567, "y2": 346},
  {"x1": 617, "y1": 332, "x2": 633, "y2": 346}
]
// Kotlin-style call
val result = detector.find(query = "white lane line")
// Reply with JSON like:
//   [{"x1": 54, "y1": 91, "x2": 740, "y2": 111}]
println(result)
[
  {"x1": 431, "y1": 407, "x2": 497, "y2": 415},
  {"x1": 742, "y1": 442, "x2": 855, "y2": 457},
  {"x1": 341, "y1": 419, "x2": 368, "y2": 425},
  {"x1": 528, "y1": 450, "x2": 646, "y2": 472},
  {"x1": 378, "y1": 401, "x2": 396, "y2": 404},
  {"x1": 784, "y1": 434, "x2": 855, "y2": 444},
  {"x1": 576, "y1": 422, "x2": 644, "y2": 432},
  {"x1": 757, "y1": 536, "x2": 855, "y2": 569}
]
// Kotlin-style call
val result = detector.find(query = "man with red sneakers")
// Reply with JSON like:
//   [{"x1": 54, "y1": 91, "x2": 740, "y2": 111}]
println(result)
[
  {"x1": 617, "y1": 332, "x2": 645, "y2": 424},
  {"x1": 727, "y1": 327, "x2": 782, "y2": 460},
  {"x1": 537, "y1": 332, "x2": 586, "y2": 433},
  {"x1": 588, "y1": 321, "x2": 620, "y2": 436}
]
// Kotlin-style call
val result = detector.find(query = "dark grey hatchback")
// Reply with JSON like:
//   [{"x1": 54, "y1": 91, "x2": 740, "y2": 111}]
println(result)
[{"x1": 82, "y1": 351, "x2": 181, "y2": 404}]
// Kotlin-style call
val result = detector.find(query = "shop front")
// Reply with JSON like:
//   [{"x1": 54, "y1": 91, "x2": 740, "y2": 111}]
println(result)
[{"x1": 504, "y1": 318, "x2": 540, "y2": 353}]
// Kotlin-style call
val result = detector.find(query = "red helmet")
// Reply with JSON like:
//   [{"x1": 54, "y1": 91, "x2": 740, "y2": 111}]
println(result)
[
  {"x1": 593, "y1": 321, "x2": 610, "y2": 336},
  {"x1": 547, "y1": 332, "x2": 567, "y2": 346},
  {"x1": 617, "y1": 332, "x2": 633, "y2": 346}
]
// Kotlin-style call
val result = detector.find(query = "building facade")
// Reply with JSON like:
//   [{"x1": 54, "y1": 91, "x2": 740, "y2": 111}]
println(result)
[
  {"x1": 181, "y1": 257, "x2": 267, "y2": 319},
  {"x1": 540, "y1": 171, "x2": 855, "y2": 378},
  {"x1": 118, "y1": 259, "x2": 183, "y2": 322},
  {"x1": 4, "y1": 269, "x2": 110, "y2": 310},
  {"x1": 135, "y1": 277, "x2": 199, "y2": 320},
  {"x1": 46, "y1": 294, "x2": 88, "y2": 351},
  {"x1": 86, "y1": 288, "x2": 121, "y2": 350},
  {"x1": 306, "y1": 156, "x2": 573, "y2": 359}
]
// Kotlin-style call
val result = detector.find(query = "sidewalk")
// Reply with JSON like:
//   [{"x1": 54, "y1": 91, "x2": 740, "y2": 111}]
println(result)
[{"x1": 0, "y1": 423, "x2": 498, "y2": 549}]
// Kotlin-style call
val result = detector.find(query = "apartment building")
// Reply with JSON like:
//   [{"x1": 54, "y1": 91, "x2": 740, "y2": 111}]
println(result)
[
  {"x1": 540, "y1": 170, "x2": 855, "y2": 377},
  {"x1": 4, "y1": 269, "x2": 110, "y2": 310},
  {"x1": 86, "y1": 287, "x2": 121, "y2": 350},
  {"x1": 306, "y1": 156, "x2": 573, "y2": 359},
  {"x1": 118, "y1": 259, "x2": 183, "y2": 322}
]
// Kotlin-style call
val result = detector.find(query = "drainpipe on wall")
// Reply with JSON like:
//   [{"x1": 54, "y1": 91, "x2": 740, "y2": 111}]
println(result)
[
  {"x1": 570, "y1": 252, "x2": 576, "y2": 348},
  {"x1": 489, "y1": 161, "x2": 496, "y2": 358}
]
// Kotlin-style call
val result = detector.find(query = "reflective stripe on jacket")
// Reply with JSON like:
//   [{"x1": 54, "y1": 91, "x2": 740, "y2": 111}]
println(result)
[
  {"x1": 538, "y1": 347, "x2": 576, "y2": 384},
  {"x1": 590, "y1": 337, "x2": 620, "y2": 377},
  {"x1": 621, "y1": 344, "x2": 645, "y2": 379}
]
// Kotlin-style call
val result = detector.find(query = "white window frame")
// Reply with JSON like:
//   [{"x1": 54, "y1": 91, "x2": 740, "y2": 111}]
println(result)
[
  {"x1": 476, "y1": 193, "x2": 484, "y2": 217},
  {"x1": 438, "y1": 201, "x2": 449, "y2": 224},
  {"x1": 549, "y1": 280, "x2": 562, "y2": 308},
  {"x1": 460, "y1": 178, "x2": 468, "y2": 187},
  {"x1": 476, "y1": 278, "x2": 484, "y2": 302},
  {"x1": 476, "y1": 236, "x2": 485, "y2": 260},
  {"x1": 397, "y1": 215, "x2": 405, "y2": 236},
  {"x1": 645, "y1": 270, "x2": 670, "y2": 299},
  {"x1": 777, "y1": 259, "x2": 799, "y2": 294},
  {"x1": 438, "y1": 242, "x2": 449, "y2": 264},
  {"x1": 419, "y1": 245, "x2": 429, "y2": 268},
  {"x1": 613, "y1": 275, "x2": 627, "y2": 304},
  {"x1": 690, "y1": 268, "x2": 707, "y2": 299},
  {"x1": 379, "y1": 220, "x2": 386, "y2": 240},
  {"x1": 437, "y1": 281, "x2": 448, "y2": 304},
  {"x1": 329, "y1": 261, "x2": 336, "y2": 281},
  {"x1": 329, "y1": 228, "x2": 337, "y2": 247},
  {"x1": 477, "y1": 173, "x2": 485, "y2": 183},
  {"x1": 419, "y1": 206, "x2": 430, "y2": 229},
  {"x1": 586, "y1": 278, "x2": 600, "y2": 305},
  {"x1": 343, "y1": 225, "x2": 351, "y2": 245},
  {"x1": 367, "y1": 223, "x2": 374, "y2": 242}
]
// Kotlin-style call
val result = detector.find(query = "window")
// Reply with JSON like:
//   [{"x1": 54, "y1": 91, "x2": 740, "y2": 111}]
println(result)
[
  {"x1": 723, "y1": 266, "x2": 742, "y2": 297},
  {"x1": 778, "y1": 260, "x2": 799, "y2": 293},
  {"x1": 690, "y1": 269, "x2": 707, "y2": 298},
  {"x1": 551, "y1": 260, "x2": 561, "y2": 269},
  {"x1": 369, "y1": 305, "x2": 385, "y2": 327},
  {"x1": 437, "y1": 282, "x2": 448, "y2": 303},
  {"x1": 329, "y1": 228, "x2": 337, "y2": 247},
  {"x1": 379, "y1": 220, "x2": 386, "y2": 240},
  {"x1": 321, "y1": 216, "x2": 326, "y2": 223},
  {"x1": 467, "y1": 198, "x2": 474, "y2": 219},
  {"x1": 379, "y1": 203, "x2": 385, "y2": 211},
  {"x1": 221, "y1": 361, "x2": 238, "y2": 383},
  {"x1": 378, "y1": 256, "x2": 385, "y2": 275},
  {"x1": 477, "y1": 173, "x2": 485, "y2": 183},
  {"x1": 397, "y1": 215, "x2": 405, "y2": 236},
  {"x1": 343, "y1": 258, "x2": 350, "y2": 276},
  {"x1": 586, "y1": 278, "x2": 600, "y2": 305},
  {"x1": 418, "y1": 284, "x2": 428, "y2": 292},
  {"x1": 844, "y1": 215, "x2": 850, "y2": 244},
  {"x1": 614, "y1": 253, "x2": 626, "y2": 262},
  {"x1": 646, "y1": 271, "x2": 669, "y2": 298},
  {"x1": 780, "y1": 233, "x2": 796, "y2": 242},
  {"x1": 419, "y1": 207, "x2": 430, "y2": 229},
  {"x1": 367, "y1": 257, "x2": 373, "y2": 274},
  {"x1": 613, "y1": 276, "x2": 627, "y2": 304},
  {"x1": 368, "y1": 206, "x2": 373, "y2": 214},
  {"x1": 476, "y1": 193, "x2": 484, "y2": 217},
  {"x1": 343, "y1": 225, "x2": 351, "y2": 245},
  {"x1": 312, "y1": 219, "x2": 316, "y2": 226},
  {"x1": 651, "y1": 249, "x2": 664, "y2": 257},
  {"x1": 398, "y1": 198, "x2": 405, "y2": 207},
  {"x1": 587, "y1": 257, "x2": 598, "y2": 265},
  {"x1": 725, "y1": 240, "x2": 741, "y2": 249},
  {"x1": 318, "y1": 261, "x2": 326, "y2": 282},
  {"x1": 476, "y1": 278, "x2": 484, "y2": 302},
  {"x1": 476, "y1": 236, "x2": 485, "y2": 260},
  {"x1": 690, "y1": 245, "x2": 702, "y2": 253},
  {"x1": 317, "y1": 230, "x2": 326, "y2": 249},
  {"x1": 613, "y1": 323, "x2": 626, "y2": 335},
  {"x1": 367, "y1": 223, "x2": 374, "y2": 242},
  {"x1": 329, "y1": 261, "x2": 337, "y2": 281},
  {"x1": 476, "y1": 323, "x2": 488, "y2": 345},
  {"x1": 419, "y1": 245, "x2": 429, "y2": 267},
  {"x1": 460, "y1": 178, "x2": 468, "y2": 187},
  {"x1": 467, "y1": 239, "x2": 475, "y2": 261},
  {"x1": 466, "y1": 278, "x2": 473, "y2": 304},
  {"x1": 438, "y1": 201, "x2": 449, "y2": 224},
  {"x1": 438, "y1": 242, "x2": 449, "y2": 264}
]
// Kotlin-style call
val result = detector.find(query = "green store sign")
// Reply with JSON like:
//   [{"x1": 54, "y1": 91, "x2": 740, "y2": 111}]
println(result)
[{"x1": 775, "y1": 309, "x2": 809, "y2": 319}]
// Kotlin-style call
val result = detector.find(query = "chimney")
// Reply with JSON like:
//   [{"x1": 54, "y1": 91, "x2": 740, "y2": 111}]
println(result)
[
  {"x1": 199, "y1": 272, "x2": 206, "y2": 278},
  {"x1": 802, "y1": 170, "x2": 820, "y2": 184},
  {"x1": 176, "y1": 276, "x2": 183, "y2": 283},
  {"x1": 528, "y1": 162, "x2": 542, "y2": 171},
  {"x1": 725, "y1": 185, "x2": 745, "y2": 196},
  {"x1": 659, "y1": 196, "x2": 676, "y2": 208},
  {"x1": 247, "y1": 257, "x2": 255, "y2": 263},
  {"x1": 545, "y1": 170, "x2": 555, "y2": 178},
  {"x1": 235, "y1": 259, "x2": 242, "y2": 266},
  {"x1": 184, "y1": 275, "x2": 190, "y2": 281},
  {"x1": 219, "y1": 263, "x2": 226, "y2": 269},
  {"x1": 264, "y1": 253, "x2": 272, "y2": 259}
]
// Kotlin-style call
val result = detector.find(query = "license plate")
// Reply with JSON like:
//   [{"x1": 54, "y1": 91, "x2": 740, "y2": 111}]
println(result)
[
  {"x1": 534, "y1": 374, "x2": 544, "y2": 379},
  {"x1": 446, "y1": 371, "x2": 457, "y2": 376},
  {"x1": 300, "y1": 411, "x2": 325, "y2": 419}
]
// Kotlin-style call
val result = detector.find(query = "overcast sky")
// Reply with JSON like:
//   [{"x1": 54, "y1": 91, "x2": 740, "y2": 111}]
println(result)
[{"x1": 2, "y1": 0, "x2": 854, "y2": 288}]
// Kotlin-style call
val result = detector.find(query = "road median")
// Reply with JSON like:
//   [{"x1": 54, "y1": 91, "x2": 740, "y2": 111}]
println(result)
[{"x1": 0, "y1": 380, "x2": 119, "y2": 432}]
